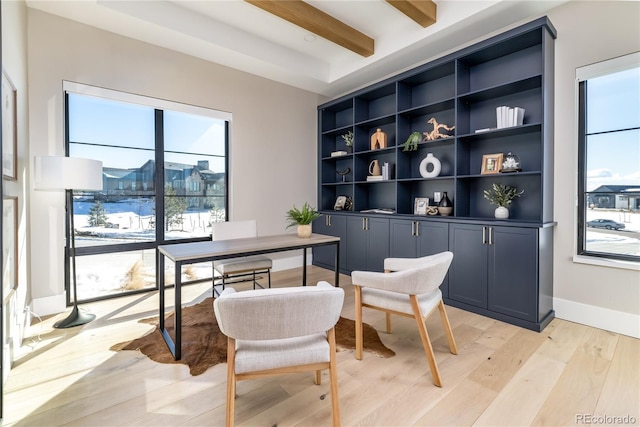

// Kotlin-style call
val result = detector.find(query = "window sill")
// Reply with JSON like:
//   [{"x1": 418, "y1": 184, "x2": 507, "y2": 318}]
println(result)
[{"x1": 573, "y1": 255, "x2": 640, "y2": 271}]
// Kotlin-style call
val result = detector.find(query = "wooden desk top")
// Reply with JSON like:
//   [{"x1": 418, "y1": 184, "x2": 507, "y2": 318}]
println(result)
[{"x1": 158, "y1": 233, "x2": 340, "y2": 263}]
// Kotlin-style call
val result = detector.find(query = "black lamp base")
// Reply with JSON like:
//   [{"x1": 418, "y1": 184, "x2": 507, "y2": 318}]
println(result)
[{"x1": 53, "y1": 305, "x2": 96, "y2": 329}]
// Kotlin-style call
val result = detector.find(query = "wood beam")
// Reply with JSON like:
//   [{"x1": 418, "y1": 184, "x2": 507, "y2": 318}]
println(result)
[
  {"x1": 245, "y1": 0, "x2": 374, "y2": 57},
  {"x1": 386, "y1": 0, "x2": 437, "y2": 28}
]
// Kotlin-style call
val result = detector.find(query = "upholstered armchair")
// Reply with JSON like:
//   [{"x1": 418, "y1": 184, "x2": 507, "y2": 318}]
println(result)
[
  {"x1": 214, "y1": 282, "x2": 344, "y2": 427},
  {"x1": 351, "y1": 251, "x2": 458, "y2": 387}
]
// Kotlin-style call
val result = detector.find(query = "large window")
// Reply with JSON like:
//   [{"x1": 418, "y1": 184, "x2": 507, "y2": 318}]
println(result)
[
  {"x1": 577, "y1": 53, "x2": 640, "y2": 262},
  {"x1": 65, "y1": 82, "x2": 230, "y2": 301}
]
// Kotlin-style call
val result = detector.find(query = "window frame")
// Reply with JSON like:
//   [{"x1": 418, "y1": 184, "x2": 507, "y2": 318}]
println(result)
[
  {"x1": 63, "y1": 81, "x2": 231, "y2": 303},
  {"x1": 575, "y1": 52, "x2": 640, "y2": 264}
]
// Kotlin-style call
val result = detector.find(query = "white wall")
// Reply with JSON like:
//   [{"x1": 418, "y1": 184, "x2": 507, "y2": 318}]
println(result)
[
  {"x1": 546, "y1": 1, "x2": 640, "y2": 337},
  {"x1": 26, "y1": 9, "x2": 323, "y2": 315},
  {"x1": 1, "y1": 0, "x2": 30, "y2": 379}
]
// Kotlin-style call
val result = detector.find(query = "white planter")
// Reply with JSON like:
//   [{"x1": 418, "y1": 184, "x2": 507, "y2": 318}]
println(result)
[
  {"x1": 495, "y1": 206, "x2": 509, "y2": 219},
  {"x1": 297, "y1": 224, "x2": 312, "y2": 238}
]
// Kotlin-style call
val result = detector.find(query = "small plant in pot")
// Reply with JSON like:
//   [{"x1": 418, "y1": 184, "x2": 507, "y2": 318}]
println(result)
[
  {"x1": 341, "y1": 131, "x2": 354, "y2": 153},
  {"x1": 286, "y1": 202, "x2": 321, "y2": 238},
  {"x1": 483, "y1": 183, "x2": 524, "y2": 219}
]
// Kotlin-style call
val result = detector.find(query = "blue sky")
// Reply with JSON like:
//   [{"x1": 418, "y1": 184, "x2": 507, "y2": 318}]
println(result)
[
  {"x1": 586, "y1": 66, "x2": 640, "y2": 191},
  {"x1": 68, "y1": 94, "x2": 227, "y2": 171}
]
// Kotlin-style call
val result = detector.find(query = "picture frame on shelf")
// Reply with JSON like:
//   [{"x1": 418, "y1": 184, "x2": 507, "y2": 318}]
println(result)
[
  {"x1": 414, "y1": 197, "x2": 429, "y2": 215},
  {"x1": 481, "y1": 153, "x2": 503, "y2": 175},
  {"x1": 3, "y1": 196, "x2": 18, "y2": 300},
  {"x1": 2, "y1": 69, "x2": 17, "y2": 181}
]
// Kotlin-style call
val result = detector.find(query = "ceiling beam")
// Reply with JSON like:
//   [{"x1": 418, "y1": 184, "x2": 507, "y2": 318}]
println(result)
[
  {"x1": 244, "y1": 0, "x2": 374, "y2": 57},
  {"x1": 386, "y1": 0, "x2": 437, "y2": 28}
]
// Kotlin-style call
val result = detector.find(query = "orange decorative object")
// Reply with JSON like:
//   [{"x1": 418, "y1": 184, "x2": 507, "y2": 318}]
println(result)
[{"x1": 370, "y1": 128, "x2": 387, "y2": 150}]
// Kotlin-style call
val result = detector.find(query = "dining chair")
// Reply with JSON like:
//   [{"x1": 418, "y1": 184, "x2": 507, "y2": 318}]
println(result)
[
  {"x1": 211, "y1": 220, "x2": 272, "y2": 295},
  {"x1": 351, "y1": 251, "x2": 458, "y2": 387},
  {"x1": 214, "y1": 282, "x2": 344, "y2": 427}
]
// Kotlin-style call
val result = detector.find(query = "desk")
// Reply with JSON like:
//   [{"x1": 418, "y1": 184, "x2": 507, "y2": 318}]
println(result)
[{"x1": 157, "y1": 233, "x2": 340, "y2": 360}]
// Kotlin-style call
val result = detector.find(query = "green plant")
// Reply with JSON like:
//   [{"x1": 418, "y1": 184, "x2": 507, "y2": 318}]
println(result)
[
  {"x1": 341, "y1": 131, "x2": 354, "y2": 147},
  {"x1": 402, "y1": 131, "x2": 422, "y2": 151},
  {"x1": 285, "y1": 202, "x2": 321, "y2": 228},
  {"x1": 483, "y1": 183, "x2": 524, "y2": 207}
]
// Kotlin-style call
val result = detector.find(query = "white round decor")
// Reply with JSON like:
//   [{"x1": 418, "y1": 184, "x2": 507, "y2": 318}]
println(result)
[{"x1": 419, "y1": 153, "x2": 441, "y2": 178}]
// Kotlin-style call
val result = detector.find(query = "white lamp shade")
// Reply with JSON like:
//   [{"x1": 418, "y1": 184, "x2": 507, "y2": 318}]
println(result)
[{"x1": 34, "y1": 156, "x2": 104, "y2": 191}]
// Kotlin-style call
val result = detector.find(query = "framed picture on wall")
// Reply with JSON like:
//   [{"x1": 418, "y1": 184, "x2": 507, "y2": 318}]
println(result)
[
  {"x1": 2, "y1": 69, "x2": 17, "y2": 181},
  {"x1": 481, "y1": 153, "x2": 503, "y2": 175},
  {"x1": 3, "y1": 196, "x2": 18, "y2": 303}
]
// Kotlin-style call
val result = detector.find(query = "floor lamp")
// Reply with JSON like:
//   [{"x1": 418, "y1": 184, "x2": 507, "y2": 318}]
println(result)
[{"x1": 34, "y1": 156, "x2": 104, "y2": 328}]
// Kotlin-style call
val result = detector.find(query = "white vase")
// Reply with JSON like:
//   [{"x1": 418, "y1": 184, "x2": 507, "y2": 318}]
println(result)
[
  {"x1": 297, "y1": 224, "x2": 312, "y2": 238},
  {"x1": 495, "y1": 206, "x2": 509, "y2": 219},
  {"x1": 419, "y1": 153, "x2": 441, "y2": 178}
]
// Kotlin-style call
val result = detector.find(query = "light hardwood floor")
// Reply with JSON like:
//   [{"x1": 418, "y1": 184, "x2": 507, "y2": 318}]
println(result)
[{"x1": 4, "y1": 266, "x2": 639, "y2": 426}]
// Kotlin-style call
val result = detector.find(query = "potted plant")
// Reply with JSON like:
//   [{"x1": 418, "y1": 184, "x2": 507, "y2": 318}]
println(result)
[
  {"x1": 341, "y1": 131, "x2": 354, "y2": 153},
  {"x1": 483, "y1": 183, "x2": 524, "y2": 219},
  {"x1": 286, "y1": 202, "x2": 321, "y2": 238}
]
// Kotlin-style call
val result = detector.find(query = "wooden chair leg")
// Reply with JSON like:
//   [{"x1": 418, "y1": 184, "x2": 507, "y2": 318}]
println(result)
[
  {"x1": 314, "y1": 370, "x2": 322, "y2": 385},
  {"x1": 226, "y1": 337, "x2": 237, "y2": 427},
  {"x1": 327, "y1": 328, "x2": 341, "y2": 427},
  {"x1": 410, "y1": 295, "x2": 442, "y2": 387},
  {"x1": 354, "y1": 285, "x2": 363, "y2": 360},
  {"x1": 267, "y1": 269, "x2": 271, "y2": 288},
  {"x1": 438, "y1": 300, "x2": 458, "y2": 355},
  {"x1": 385, "y1": 312, "x2": 392, "y2": 334}
]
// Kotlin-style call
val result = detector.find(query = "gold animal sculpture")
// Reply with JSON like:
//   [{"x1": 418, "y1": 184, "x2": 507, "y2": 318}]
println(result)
[{"x1": 423, "y1": 118, "x2": 455, "y2": 141}]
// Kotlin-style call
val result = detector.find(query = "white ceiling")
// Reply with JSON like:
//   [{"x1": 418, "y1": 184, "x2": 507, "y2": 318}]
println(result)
[{"x1": 26, "y1": 0, "x2": 568, "y2": 98}]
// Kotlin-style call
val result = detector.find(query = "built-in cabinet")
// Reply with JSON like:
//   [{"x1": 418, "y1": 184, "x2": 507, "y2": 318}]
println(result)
[{"x1": 313, "y1": 17, "x2": 556, "y2": 332}]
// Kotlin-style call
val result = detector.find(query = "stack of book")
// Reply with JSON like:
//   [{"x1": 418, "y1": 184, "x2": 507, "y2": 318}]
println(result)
[{"x1": 496, "y1": 106, "x2": 525, "y2": 128}]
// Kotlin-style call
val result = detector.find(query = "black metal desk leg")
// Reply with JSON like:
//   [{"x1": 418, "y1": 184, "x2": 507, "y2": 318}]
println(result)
[
  {"x1": 334, "y1": 242, "x2": 340, "y2": 287},
  {"x1": 174, "y1": 261, "x2": 182, "y2": 360},
  {"x1": 302, "y1": 248, "x2": 307, "y2": 286}
]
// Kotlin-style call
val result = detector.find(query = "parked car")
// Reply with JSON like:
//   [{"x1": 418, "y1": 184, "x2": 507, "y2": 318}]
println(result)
[{"x1": 587, "y1": 219, "x2": 626, "y2": 230}]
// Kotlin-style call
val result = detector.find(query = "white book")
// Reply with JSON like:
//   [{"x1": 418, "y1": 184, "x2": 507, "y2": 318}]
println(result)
[
  {"x1": 507, "y1": 107, "x2": 515, "y2": 127},
  {"x1": 514, "y1": 107, "x2": 525, "y2": 126},
  {"x1": 496, "y1": 106, "x2": 505, "y2": 128}
]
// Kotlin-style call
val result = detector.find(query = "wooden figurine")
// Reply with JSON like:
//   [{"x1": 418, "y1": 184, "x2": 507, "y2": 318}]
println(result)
[
  {"x1": 370, "y1": 128, "x2": 387, "y2": 150},
  {"x1": 423, "y1": 118, "x2": 455, "y2": 141}
]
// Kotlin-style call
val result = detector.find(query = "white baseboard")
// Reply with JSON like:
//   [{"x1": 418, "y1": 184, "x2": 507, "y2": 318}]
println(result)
[
  {"x1": 31, "y1": 293, "x2": 66, "y2": 317},
  {"x1": 553, "y1": 297, "x2": 640, "y2": 338}
]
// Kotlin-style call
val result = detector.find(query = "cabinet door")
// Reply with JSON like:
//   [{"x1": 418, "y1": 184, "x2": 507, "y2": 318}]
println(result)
[
  {"x1": 488, "y1": 226, "x2": 538, "y2": 322},
  {"x1": 415, "y1": 221, "x2": 449, "y2": 257},
  {"x1": 346, "y1": 216, "x2": 369, "y2": 272},
  {"x1": 366, "y1": 217, "x2": 390, "y2": 272},
  {"x1": 312, "y1": 214, "x2": 347, "y2": 270},
  {"x1": 389, "y1": 219, "x2": 417, "y2": 259},
  {"x1": 346, "y1": 216, "x2": 389, "y2": 272},
  {"x1": 448, "y1": 223, "x2": 488, "y2": 308},
  {"x1": 416, "y1": 221, "x2": 450, "y2": 297}
]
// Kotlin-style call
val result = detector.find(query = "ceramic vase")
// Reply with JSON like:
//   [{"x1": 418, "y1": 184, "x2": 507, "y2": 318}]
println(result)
[
  {"x1": 438, "y1": 191, "x2": 453, "y2": 216},
  {"x1": 297, "y1": 224, "x2": 312, "y2": 238},
  {"x1": 495, "y1": 206, "x2": 509, "y2": 219},
  {"x1": 419, "y1": 153, "x2": 441, "y2": 178}
]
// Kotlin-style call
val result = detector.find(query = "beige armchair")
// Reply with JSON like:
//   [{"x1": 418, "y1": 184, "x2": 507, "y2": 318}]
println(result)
[
  {"x1": 214, "y1": 282, "x2": 344, "y2": 427},
  {"x1": 351, "y1": 251, "x2": 457, "y2": 387},
  {"x1": 211, "y1": 220, "x2": 272, "y2": 294}
]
